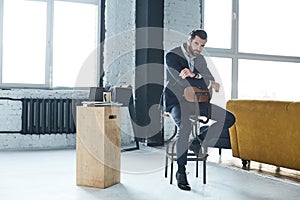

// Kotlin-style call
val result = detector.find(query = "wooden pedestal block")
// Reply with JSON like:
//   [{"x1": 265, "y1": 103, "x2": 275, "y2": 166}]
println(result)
[{"x1": 76, "y1": 106, "x2": 121, "y2": 188}]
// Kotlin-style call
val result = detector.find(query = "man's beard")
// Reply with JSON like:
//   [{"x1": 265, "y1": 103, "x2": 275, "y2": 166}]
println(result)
[{"x1": 188, "y1": 45, "x2": 200, "y2": 57}]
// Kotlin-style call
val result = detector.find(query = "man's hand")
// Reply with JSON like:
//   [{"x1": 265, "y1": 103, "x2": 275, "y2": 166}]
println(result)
[
  {"x1": 179, "y1": 68, "x2": 196, "y2": 79},
  {"x1": 211, "y1": 81, "x2": 220, "y2": 92}
]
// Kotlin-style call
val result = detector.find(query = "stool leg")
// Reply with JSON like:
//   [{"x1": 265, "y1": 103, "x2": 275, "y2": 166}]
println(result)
[
  {"x1": 203, "y1": 147, "x2": 208, "y2": 184},
  {"x1": 196, "y1": 159, "x2": 199, "y2": 177},
  {"x1": 165, "y1": 154, "x2": 168, "y2": 178},
  {"x1": 203, "y1": 159, "x2": 206, "y2": 184},
  {"x1": 170, "y1": 161, "x2": 174, "y2": 184}
]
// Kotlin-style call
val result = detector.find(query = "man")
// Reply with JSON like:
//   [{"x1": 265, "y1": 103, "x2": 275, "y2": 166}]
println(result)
[{"x1": 162, "y1": 29, "x2": 235, "y2": 191}]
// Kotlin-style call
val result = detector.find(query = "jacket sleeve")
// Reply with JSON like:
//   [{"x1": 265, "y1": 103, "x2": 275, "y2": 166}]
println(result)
[
  {"x1": 194, "y1": 55, "x2": 215, "y2": 86},
  {"x1": 165, "y1": 52, "x2": 209, "y2": 89}
]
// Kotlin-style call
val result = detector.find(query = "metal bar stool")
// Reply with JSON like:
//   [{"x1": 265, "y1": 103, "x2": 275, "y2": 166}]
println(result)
[{"x1": 164, "y1": 113, "x2": 209, "y2": 184}]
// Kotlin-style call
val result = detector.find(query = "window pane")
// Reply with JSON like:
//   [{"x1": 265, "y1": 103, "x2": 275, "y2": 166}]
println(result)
[
  {"x1": 238, "y1": 59, "x2": 300, "y2": 101},
  {"x1": 239, "y1": 0, "x2": 300, "y2": 56},
  {"x1": 204, "y1": 0, "x2": 232, "y2": 49},
  {"x1": 2, "y1": 0, "x2": 47, "y2": 84},
  {"x1": 53, "y1": 1, "x2": 98, "y2": 87},
  {"x1": 206, "y1": 57, "x2": 232, "y2": 102}
]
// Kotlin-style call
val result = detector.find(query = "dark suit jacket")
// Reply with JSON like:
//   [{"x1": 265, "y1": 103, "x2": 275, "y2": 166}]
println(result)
[{"x1": 162, "y1": 45, "x2": 215, "y2": 112}]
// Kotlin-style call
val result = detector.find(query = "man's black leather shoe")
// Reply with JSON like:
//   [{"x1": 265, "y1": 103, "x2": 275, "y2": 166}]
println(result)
[
  {"x1": 189, "y1": 138, "x2": 202, "y2": 156},
  {"x1": 176, "y1": 171, "x2": 191, "y2": 191}
]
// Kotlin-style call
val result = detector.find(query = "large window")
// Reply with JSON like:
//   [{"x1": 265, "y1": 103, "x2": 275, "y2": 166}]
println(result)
[
  {"x1": 0, "y1": 0, "x2": 100, "y2": 88},
  {"x1": 210, "y1": 57, "x2": 232, "y2": 102},
  {"x1": 239, "y1": 60, "x2": 300, "y2": 100},
  {"x1": 2, "y1": 0, "x2": 47, "y2": 84},
  {"x1": 239, "y1": 0, "x2": 300, "y2": 57},
  {"x1": 203, "y1": 0, "x2": 300, "y2": 101},
  {"x1": 205, "y1": 56, "x2": 232, "y2": 102},
  {"x1": 53, "y1": 1, "x2": 98, "y2": 87},
  {"x1": 203, "y1": 0, "x2": 232, "y2": 49}
]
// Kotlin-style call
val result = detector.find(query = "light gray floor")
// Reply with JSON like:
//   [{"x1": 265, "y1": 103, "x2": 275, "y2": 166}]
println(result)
[{"x1": 0, "y1": 146, "x2": 299, "y2": 200}]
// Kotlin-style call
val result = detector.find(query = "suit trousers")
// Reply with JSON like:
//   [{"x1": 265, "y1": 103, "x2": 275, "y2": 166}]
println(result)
[{"x1": 169, "y1": 101, "x2": 235, "y2": 166}]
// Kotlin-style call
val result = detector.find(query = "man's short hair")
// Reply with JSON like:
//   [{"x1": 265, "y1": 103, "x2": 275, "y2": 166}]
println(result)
[{"x1": 189, "y1": 29, "x2": 207, "y2": 40}]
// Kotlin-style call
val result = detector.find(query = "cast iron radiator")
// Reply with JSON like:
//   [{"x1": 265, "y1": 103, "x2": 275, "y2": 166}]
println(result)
[{"x1": 0, "y1": 97, "x2": 86, "y2": 134}]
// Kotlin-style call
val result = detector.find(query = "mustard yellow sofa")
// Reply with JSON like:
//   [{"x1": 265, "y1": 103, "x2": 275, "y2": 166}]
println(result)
[{"x1": 226, "y1": 100, "x2": 300, "y2": 171}]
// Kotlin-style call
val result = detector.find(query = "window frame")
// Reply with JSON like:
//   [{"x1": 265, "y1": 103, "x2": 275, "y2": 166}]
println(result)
[
  {"x1": 202, "y1": 0, "x2": 300, "y2": 99},
  {"x1": 0, "y1": 0, "x2": 103, "y2": 89}
]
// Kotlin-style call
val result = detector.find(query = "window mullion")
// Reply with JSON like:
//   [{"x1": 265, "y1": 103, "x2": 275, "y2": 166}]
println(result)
[
  {"x1": 97, "y1": 0, "x2": 104, "y2": 87},
  {"x1": 231, "y1": 0, "x2": 238, "y2": 99},
  {"x1": 0, "y1": 0, "x2": 3, "y2": 86},
  {"x1": 204, "y1": 47, "x2": 234, "y2": 58},
  {"x1": 55, "y1": 0, "x2": 98, "y2": 5},
  {"x1": 238, "y1": 52, "x2": 300, "y2": 63},
  {"x1": 45, "y1": 0, "x2": 54, "y2": 88}
]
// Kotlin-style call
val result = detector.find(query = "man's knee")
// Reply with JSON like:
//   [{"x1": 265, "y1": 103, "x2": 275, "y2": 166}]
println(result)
[{"x1": 227, "y1": 111, "x2": 236, "y2": 125}]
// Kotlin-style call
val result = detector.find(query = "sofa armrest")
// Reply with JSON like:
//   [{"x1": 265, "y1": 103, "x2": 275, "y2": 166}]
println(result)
[{"x1": 227, "y1": 100, "x2": 239, "y2": 157}]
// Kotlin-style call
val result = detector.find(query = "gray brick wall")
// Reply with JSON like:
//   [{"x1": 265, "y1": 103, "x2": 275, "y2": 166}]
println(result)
[
  {"x1": 165, "y1": 0, "x2": 201, "y2": 32},
  {"x1": 103, "y1": 0, "x2": 136, "y2": 88},
  {"x1": 103, "y1": 0, "x2": 137, "y2": 147},
  {"x1": 0, "y1": 99, "x2": 22, "y2": 132},
  {"x1": 164, "y1": 0, "x2": 202, "y2": 50}
]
